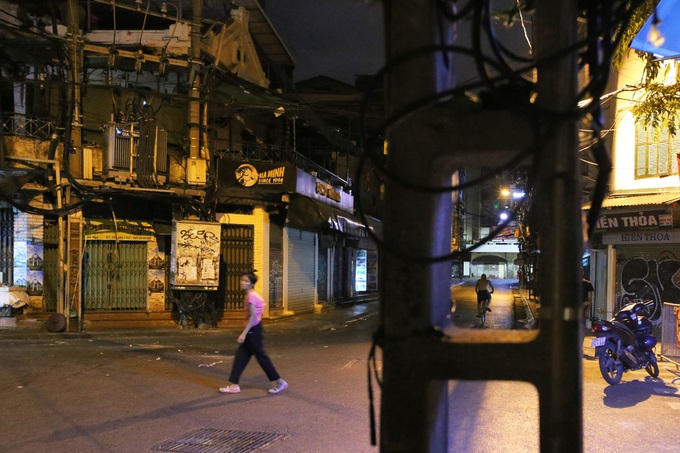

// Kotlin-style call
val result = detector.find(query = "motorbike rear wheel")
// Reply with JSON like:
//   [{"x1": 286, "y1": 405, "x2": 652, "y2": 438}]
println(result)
[
  {"x1": 645, "y1": 355, "x2": 659, "y2": 378},
  {"x1": 599, "y1": 343, "x2": 623, "y2": 385}
]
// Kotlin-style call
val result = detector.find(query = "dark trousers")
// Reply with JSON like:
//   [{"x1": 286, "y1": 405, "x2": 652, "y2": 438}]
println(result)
[
  {"x1": 477, "y1": 290, "x2": 491, "y2": 304},
  {"x1": 229, "y1": 323, "x2": 280, "y2": 384}
]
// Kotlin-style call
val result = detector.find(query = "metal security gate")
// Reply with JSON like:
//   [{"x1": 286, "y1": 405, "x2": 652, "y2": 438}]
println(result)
[
  {"x1": 269, "y1": 223, "x2": 283, "y2": 311},
  {"x1": 43, "y1": 221, "x2": 59, "y2": 312},
  {"x1": 0, "y1": 207, "x2": 13, "y2": 286},
  {"x1": 220, "y1": 225, "x2": 254, "y2": 311},
  {"x1": 83, "y1": 240, "x2": 147, "y2": 310}
]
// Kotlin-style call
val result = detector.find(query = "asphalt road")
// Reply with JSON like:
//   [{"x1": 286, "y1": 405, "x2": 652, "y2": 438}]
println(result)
[
  {"x1": 1, "y1": 290, "x2": 679, "y2": 452},
  {"x1": 0, "y1": 317, "x2": 380, "y2": 453},
  {"x1": 449, "y1": 278, "x2": 521, "y2": 330}
]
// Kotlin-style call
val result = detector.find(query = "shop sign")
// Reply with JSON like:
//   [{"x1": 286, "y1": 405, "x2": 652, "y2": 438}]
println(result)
[
  {"x1": 296, "y1": 169, "x2": 354, "y2": 212},
  {"x1": 315, "y1": 181, "x2": 341, "y2": 202},
  {"x1": 595, "y1": 210, "x2": 672, "y2": 232},
  {"x1": 217, "y1": 159, "x2": 295, "y2": 190},
  {"x1": 235, "y1": 163, "x2": 286, "y2": 186},
  {"x1": 602, "y1": 230, "x2": 680, "y2": 245}
]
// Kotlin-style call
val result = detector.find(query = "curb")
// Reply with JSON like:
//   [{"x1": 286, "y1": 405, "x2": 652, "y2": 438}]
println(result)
[{"x1": 0, "y1": 301, "x2": 381, "y2": 340}]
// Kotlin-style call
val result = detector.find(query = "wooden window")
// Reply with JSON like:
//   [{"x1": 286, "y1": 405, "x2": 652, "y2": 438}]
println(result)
[{"x1": 635, "y1": 122, "x2": 680, "y2": 178}]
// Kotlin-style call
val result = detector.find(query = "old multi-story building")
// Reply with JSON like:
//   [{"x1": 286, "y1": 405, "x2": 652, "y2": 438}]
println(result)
[
  {"x1": 584, "y1": 49, "x2": 680, "y2": 327},
  {"x1": 0, "y1": 0, "x2": 380, "y2": 330}
]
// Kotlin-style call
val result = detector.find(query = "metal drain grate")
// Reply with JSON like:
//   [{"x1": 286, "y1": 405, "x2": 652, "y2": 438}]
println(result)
[{"x1": 151, "y1": 429, "x2": 288, "y2": 453}]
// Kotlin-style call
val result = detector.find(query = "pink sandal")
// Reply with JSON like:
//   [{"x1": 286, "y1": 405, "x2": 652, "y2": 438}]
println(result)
[{"x1": 219, "y1": 384, "x2": 241, "y2": 394}]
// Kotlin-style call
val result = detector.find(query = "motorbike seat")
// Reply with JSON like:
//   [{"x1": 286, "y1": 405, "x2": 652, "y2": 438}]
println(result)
[{"x1": 610, "y1": 319, "x2": 637, "y2": 336}]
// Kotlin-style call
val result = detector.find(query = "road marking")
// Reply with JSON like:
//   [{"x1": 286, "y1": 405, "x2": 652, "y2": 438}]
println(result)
[
  {"x1": 198, "y1": 360, "x2": 223, "y2": 368},
  {"x1": 342, "y1": 359, "x2": 362, "y2": 369},
  {"x1": 342, "y1": 359, "x2": 383, "y2": 371}
]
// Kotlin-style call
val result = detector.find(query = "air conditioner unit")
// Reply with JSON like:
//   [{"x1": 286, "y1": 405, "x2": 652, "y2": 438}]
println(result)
[{"x1": 104, "y1": 123, "x2": 168, "y2": 183}]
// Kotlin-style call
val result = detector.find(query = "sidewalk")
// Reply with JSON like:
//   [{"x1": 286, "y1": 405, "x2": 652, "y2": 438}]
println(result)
[{"x1": 0, "y1": 300, "x2": 380, "y2": 341}]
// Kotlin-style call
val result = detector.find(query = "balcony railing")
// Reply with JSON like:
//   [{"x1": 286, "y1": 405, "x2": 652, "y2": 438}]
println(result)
[
  {"x1": 1, "y1": 114, "x2": 54, "y2": 139},
  {"x1": 1, "y1": 113, "x2": 352, "y2": 193}
]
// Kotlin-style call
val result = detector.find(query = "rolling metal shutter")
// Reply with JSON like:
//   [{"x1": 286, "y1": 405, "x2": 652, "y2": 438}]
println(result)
[
  {"x1": 614, "y1": 243, "x2": 680, "y2": 323},
  {"x1": 285, "y1": 227, "x2": 317, "y2": 314}
]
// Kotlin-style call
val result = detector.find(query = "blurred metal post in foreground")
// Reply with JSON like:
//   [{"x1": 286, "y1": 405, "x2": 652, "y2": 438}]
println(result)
[{"x1": 380, "y1": 0, "x2": 583, "y2": 451}]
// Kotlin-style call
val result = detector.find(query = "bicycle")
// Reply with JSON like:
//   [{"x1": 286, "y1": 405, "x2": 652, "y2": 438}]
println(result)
[
  {"x1": 478, "y1": 298, "x2": 488, "y2": 324},
  {"x1": 477, "y1": 291, "x2": 493, "y2": 325}
]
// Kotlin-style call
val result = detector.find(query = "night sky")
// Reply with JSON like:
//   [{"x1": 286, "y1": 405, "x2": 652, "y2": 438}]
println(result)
[
  {"x1": 264, "y1": 0, "x2": 385, "y2": 85},
  {"x1": 263, "y1": 1, "x2": 532, "y2": 88}
]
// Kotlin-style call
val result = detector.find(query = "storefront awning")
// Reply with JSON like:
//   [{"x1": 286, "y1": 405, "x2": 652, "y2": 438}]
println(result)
[
  {"x1": 85, "y1": 219, "x2": 156, "y2": 241},
  {"x1": 583, "y1": 193, "x2": 680, "y2": 210},
  {"x1": 286, "y1": 196, "x2": 370, "y2": 237},
  {"x1": 630, "y1": 0, "x2": 680, "y2": 58}
]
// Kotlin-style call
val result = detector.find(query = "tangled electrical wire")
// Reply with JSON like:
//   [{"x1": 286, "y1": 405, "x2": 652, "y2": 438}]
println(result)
[
  {"x1": 171, "y1": 289, "x2": 218, "y2": 328},
  {"x1": 363, "y1": 0, "x2": 650, "y2": 445},
  {"x1": 355, "y1": 0, "x2": 649, "y2": 265}
]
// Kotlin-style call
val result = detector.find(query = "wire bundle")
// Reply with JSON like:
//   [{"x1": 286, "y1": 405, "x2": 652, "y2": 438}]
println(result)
[{"x1": 355, "y1": 0, "x2": 651, "y2": 263}]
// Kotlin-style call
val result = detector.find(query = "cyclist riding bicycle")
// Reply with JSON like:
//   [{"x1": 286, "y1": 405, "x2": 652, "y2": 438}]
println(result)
[{"x1": 475, "y1": 274, "x2": 494, "y2": 313}]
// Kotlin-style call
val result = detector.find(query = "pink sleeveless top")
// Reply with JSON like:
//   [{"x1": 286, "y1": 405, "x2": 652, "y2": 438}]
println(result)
[{"x1": 244, "y1": 291, "x2": 265, "y2": 325}]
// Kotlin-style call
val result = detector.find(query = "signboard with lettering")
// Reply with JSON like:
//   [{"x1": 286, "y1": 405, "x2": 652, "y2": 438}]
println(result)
[
  {"x1": 602, "y1": 230, "x2": 680, "y2": 245},
  {"x1": 217, "y1": 159, "x2": 296, "y2": 191},
  {"x1": 594, "y1": 210, "x2": 673, "y2": 232},
  {"x1": 295, "y1": 168, "x2": 354, "y2": 212},
  {"x1": 170, "y1": 221, "x2": 221, "y2": 290},
  {"x1": 84, "y1": 219, "x2": 155, "y2": 241}
]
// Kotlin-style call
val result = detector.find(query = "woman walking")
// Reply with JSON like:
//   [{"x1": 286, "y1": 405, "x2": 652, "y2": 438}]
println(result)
[{"x1": 219, "y1": 271, "x2": 288, "y2": 394}]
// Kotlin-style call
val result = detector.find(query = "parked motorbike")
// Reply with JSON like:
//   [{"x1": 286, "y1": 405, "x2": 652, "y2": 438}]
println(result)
[{"x1": 590, "y1": 300, "x2": 659, "y2": 385}]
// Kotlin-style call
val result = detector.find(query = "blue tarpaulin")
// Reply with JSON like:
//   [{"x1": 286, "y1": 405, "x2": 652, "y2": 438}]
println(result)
[{"x1": 631, "y1": 0, "x2": 680, "y2": 57}]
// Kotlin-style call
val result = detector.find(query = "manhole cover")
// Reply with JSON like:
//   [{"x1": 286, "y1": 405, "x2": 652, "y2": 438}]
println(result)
[{"x1": 151, "y1": 429, "x2": 288, "y2": 453}]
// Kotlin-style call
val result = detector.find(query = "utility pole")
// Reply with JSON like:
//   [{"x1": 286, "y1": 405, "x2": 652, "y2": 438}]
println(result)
[
  {"x1": 188, "y1": 0, "x2": 202, "y2": 160},
  {"x1": 533, "y1": 0, "x2": 583, "y2": 448},
  {"x1": 380, "y1": 1, "x2": 583, "y2": 451},
  {"x1": 63, "y1": 0, "x2": 84, "y2": 332},
  {"x1": 381, "y1": 2, "x2": 456, "y2": 450},
  {"x1": 66, "y1": 0, "x2": 83, "y2": 178}
]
